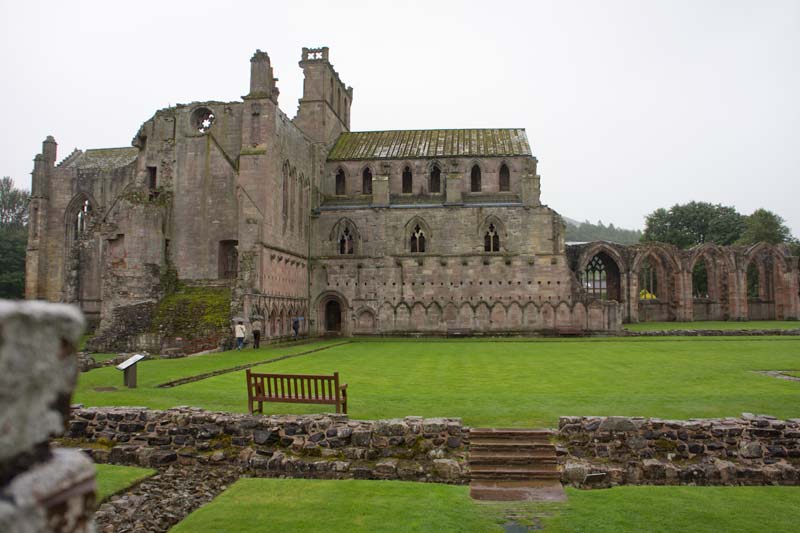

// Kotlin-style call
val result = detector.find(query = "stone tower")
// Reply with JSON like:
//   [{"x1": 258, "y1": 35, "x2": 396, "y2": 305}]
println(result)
[{"x1": 293, "y1": 47, "x2": 353, "y2": 144}]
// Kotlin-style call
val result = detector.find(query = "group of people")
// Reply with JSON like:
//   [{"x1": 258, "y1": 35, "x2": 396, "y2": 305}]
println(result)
[{"x1": 234, "y1": 317, "x2": 302, "y2": 350}]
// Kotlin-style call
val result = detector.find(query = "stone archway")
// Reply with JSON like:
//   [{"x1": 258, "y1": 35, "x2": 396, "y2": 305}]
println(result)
[{"x1": 325, "y1": 299, "x2": 343, "y2": 332}]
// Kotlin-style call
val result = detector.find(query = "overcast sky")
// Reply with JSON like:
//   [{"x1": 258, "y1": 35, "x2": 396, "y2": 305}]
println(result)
[{"x1": 2, "y1": 0, "x2": 798, "y2": 235}]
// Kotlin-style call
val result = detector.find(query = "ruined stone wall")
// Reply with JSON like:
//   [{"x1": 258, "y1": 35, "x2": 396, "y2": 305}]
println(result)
[
  {"x1": 66, "y1": 407, "x2": 469, "y2": 484},
  {"x1": 0, "y1": 300, "x2": 95, "y2": 533},
  {"x1": 558, "y1": 415, "x2": 800, "y2": 487}
]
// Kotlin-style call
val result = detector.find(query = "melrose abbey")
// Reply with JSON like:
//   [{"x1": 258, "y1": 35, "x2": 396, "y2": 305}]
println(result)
[{"x1": 24, "y1": 48, "x2": 800, "y2": 351}]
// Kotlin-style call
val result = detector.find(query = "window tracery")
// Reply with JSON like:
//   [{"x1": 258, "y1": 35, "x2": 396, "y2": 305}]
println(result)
[
  {"x1": 339, "y1": 227, "x2": 354, "y2": 255},
  {"x1": 484, "y1": 223, "x2": 500, "y2": 252},
  {"x1": 410, "y1": 224, "x2": 426, "y2": 253}
]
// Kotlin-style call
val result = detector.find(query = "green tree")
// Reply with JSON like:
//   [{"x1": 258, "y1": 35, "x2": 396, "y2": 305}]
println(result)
[
  {"x1": 737, "y1": 208, "x2": 794, "y2": 245},
  {"x1": 641, "y1": 201, "x2": 745, "y2": 248},
  {"x1": 0, "y1": 177, "x2": 29, "y2": 298}
]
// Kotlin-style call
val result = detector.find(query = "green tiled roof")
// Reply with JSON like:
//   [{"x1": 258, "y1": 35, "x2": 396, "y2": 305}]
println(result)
[{"x1": 327, "y1": 129, "x2": 531, "y2": 161}]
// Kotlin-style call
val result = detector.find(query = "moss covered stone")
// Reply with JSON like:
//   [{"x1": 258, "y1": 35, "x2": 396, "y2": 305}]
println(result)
[{"x1": 151, "y1": 285, "x2": 231, "y2": 339}]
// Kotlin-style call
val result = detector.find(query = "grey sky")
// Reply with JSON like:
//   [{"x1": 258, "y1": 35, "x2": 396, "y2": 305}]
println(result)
[{"x1": 2, "y1": 0, "x2": 798, "y2": 235}]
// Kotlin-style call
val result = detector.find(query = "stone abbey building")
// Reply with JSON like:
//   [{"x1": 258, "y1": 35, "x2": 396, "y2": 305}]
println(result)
[{"x1": 25, "y1": 48, "x2": 800, "y2": 350}]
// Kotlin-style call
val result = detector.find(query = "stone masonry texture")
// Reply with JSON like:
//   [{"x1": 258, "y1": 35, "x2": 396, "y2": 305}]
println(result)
[
  {"x1": 24, "y1": 47, "x2": 799, "y2": 352},
  {"x1": 0, "y1": 300, "x2": 95, "y2": 533}
]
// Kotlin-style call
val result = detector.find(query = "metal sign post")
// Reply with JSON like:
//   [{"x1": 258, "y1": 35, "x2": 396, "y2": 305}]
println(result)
[{"x1": 116, "y1": 354, "x2": 145, "y2": 388}]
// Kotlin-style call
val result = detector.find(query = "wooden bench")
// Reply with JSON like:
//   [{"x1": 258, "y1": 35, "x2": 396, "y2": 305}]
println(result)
[{"x1": 246, "y1": 369, "x2": 348, "y2": 414}]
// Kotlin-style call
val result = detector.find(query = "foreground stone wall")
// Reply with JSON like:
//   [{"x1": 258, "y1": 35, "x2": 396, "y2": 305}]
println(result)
[
  {"x1": 558, "y1": 415, "x2": 800, "y2": 487},
  {"x1": 65, "y1": 407, "x2": 469, "y2": 484},
  {"x1": 0, "y1": 300, "x2": 95, "y2": 533}
]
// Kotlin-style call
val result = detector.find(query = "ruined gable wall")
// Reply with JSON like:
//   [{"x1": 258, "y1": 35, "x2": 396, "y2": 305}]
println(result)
[{"x1": 171, "y1": 103, "x2": 242, "y2": 280}]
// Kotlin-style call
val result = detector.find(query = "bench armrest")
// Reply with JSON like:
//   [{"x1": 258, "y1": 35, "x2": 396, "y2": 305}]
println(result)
[{"x1": 339, "y1": 383, "x2": 348, "y2": 390}]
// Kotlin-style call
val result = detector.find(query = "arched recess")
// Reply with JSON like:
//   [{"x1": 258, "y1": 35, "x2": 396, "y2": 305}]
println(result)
[
  {"x1": 429, "y1": 162, "x2": 442, "y2": 194},
  {"x1": 743, "y1": 243, "x2": 779, "y2": 320},
  {"x1": 499, "y1": 163, "x2": 510, "y2": 192},
  {"x1": 316, "y1": 291, "x2": 348, "y2": 335},
  {"x1": 470, "y1": 163, "x2": 482, "y2": 192},
  {"x1": 282, "y1": 161, "x2": 290, "y2": 232},
  {"x1": 401, "y1": 165, "x2": 413, "y2": 194},
  {"x1": 404, "y1": 216, "x2": 431, "y2": 254},
  {"x1": 354, "y1": 307, "x2": 376, "y2": 333},
  {"x1": 361, "y1": 166, "x2": 373, "y2": 195},
  {"x1": 330, "y1": 217, "x2": 361, "y2": 255},
  {"x1": 64, "y1": 193, "x2": 102, "y2": 323},
  {"x1": 687, "y1": 244, "x2": 732, "y2": 321},
  {"x1": 334, "y1": 167, "x2": 346, "y2": 196},
  {"x1": 632, "y1": 246, "x2": 679, "y2": 322},
  {"x1": 580, "y1": 248, "x2": 623, "y2": 303},
  {"x1": 479, "y1": 215, "x2": 507, "y2": 253}
]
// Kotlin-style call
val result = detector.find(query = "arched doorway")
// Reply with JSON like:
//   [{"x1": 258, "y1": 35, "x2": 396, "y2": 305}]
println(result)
[{"x1": 325, "y1": 300, "x2": 342, "y2": 332}]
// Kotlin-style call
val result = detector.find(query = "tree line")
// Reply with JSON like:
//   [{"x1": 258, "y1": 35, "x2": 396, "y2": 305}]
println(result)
[{"x1": 0, "y1": 177, "x2": 29, "y2": 298}]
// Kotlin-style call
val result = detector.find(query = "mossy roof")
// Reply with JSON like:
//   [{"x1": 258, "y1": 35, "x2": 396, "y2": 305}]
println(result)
[
  {"x1": 327, "y1": 129, "x2": 531, "y2": 161},
  {"x1": 68, "y1": 147, "x2": 139, "y2": 170}
]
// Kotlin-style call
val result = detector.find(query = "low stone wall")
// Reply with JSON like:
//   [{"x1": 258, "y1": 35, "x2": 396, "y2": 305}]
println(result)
[
  {"x1": 64, "y1": 407, "x2": 469, "y2": 484},
  {"x1": 558, "y1": 415, "x2": 800, "y2": 487}
]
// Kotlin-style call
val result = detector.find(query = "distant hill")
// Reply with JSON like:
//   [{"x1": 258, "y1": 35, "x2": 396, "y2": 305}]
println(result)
[{"x1": 563, "y1": 217, "x2": 643, "y2": 245}]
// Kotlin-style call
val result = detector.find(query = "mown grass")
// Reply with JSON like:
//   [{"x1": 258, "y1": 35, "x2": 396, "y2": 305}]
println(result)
[
  {"x1": 624, "y1": 320, "x2": 799, "y2": 331},
  {"x1": 170, "y1": 479, "x2": 800, "y2": 533},
  {"x1": 543, "y1": 486, "x2": 800, "y2": 532},
  {"x1": 170, "y1": 478, "x2": 505, "y2": 533},
  {"x1": 74, "y1": 337, "x2": 800, "y2": 427},
  {"x1": 95, "y1": 464, "x2": 154, "y2": 501}
]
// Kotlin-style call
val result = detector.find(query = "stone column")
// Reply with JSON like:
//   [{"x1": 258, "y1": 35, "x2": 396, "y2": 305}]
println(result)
[{"x1": 0, "y1": 300, "x2": 95, "y2": 533}]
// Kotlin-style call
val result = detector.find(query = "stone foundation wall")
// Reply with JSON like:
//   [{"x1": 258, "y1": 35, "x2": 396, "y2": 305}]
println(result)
[
  {"x1": 558, "y1": 415, "x2": 800, "y2": 487},
  {"x1": 65, "y1": 407, "x2": 469, "y2": 484}
]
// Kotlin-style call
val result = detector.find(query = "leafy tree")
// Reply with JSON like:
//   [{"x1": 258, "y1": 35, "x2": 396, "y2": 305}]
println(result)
[
  {"x1": 0, "y1": 176, "x2": 29, "y2": 228},
  {"x1": 737, "y1": 208, "x2": 793, "y2": 245},
  {"x1": 0, "y1": 177, "x2": 29, "y2": 298},
  {"x1": 641, "y1": 202, "x2": 745, "y2": 248}
]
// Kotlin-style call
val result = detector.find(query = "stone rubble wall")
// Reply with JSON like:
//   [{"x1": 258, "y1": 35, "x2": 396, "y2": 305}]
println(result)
[
  {"x1": 65, "y1": 407, "x2": 470, "y2": 484},
  {"x1": 558, "y1": 415, "x2": 800, "y2": 488},
  {"x1": 0, "y1": 300, "x2": 95, "y2": 533}
]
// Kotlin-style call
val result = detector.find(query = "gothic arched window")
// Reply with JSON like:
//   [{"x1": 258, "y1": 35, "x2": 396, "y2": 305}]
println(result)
[
  {"x1": 402, "y1": 166, "x2": 413, "y2": 194},
  {"x1": 410, "y1": 224, "x2": 426, "y2": 253},
  {"x1": 282, "y1": 162, "x2": 289, "y2": 231},
  {"x1": 335, "y1": 168, "x2": 346, "y2": 196},
  {"x1": 73, "y1": 199, "x2": 92, "y2": 240},
  {"x1": 499, "y1": 164, "x2": 510, "y2": 192},
  {"x1": 430, "y1": 164, "x2": 441, "y2": 193},
  {"x1": 362, "y1": 167, "x2": 373, "y2": 195},
  {"x1": 583, "y1": 252, "x2": 621, "y2": 301},
  {"x1": 484, "y1": 223, "x2": 500, "y2": 252},
  {"x1": 471, "y1": 165, "x2": 481, "y2": 192},
  {"x1": 339, "y1": 227, "x2": 354, "y2": 255}
]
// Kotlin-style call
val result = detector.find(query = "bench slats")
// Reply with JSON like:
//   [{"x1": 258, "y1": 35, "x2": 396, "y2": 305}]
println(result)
[{"x1": 246, "y1": 369, "x2": 347, "y2": 415}]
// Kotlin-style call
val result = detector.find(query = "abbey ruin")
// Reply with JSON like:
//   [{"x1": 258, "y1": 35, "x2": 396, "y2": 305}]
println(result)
[{"x1": 24, "y1": 47, "x2": 800, "y2": 351}]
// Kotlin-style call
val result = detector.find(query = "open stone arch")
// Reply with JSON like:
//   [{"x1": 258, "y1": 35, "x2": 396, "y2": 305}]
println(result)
[
  {"x1": 632, "y1": 245, "x2": 681, "y2": 322},
  {"x1": 315, "y1": 291, "x2": 349, "y2": 335},
  {"x1": 329, "y1": 217, "x2": 361, "y2": 255},
  {"x1": 686, "y1": 244, "x2": 732, "y2": 321},
  {"x1": 65, "y1": 192, "x2": 99, "y2": 242},
  {"x1": 577, "y1": 242, "x2": 626, "y2": 304},
  {"x1": 404, "y1": 216, "x2": 431, "y2": 254},
  {"x1": 742, "y1": 242, "x2": 786, "y2": 320}
]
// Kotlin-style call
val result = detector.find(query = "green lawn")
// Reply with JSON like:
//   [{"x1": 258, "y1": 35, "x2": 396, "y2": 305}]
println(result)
[
  {"x1": 171, "y1": 478, "x2": 505, "y2": 533},
  {"x1": 74, "y1": 337, "x2": 800, "y2": 427},
  {"x1": 625, "y1": 320, "x2": 800, "y2": 331},
  {"x1": 95, "y1": 464, "x2": 154, "y2": 500},
  {"x1": 170, "y1": 479, "x2": 800, "y2": 533}
]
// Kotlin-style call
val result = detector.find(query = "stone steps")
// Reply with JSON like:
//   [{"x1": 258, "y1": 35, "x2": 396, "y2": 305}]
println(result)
[{"x1": 468, "y1": 428, "x2": 566, "y2": 502}]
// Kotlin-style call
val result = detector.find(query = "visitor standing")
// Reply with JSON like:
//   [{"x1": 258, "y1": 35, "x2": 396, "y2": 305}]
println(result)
[
  {"x1": 234, "y1": 320, "x2": 246, "y2": 350},
  {"x1": 252, "y1": 319, "x2": 262, "y2": 349},
  {"x1": 292, "y1": 317, "x2": 299, "y2": 339}
]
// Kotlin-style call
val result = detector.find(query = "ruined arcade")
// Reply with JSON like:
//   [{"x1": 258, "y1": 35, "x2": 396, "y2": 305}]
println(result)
[{"x1": 24, "y1": 47, "x2": 800, "y2": 350}]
